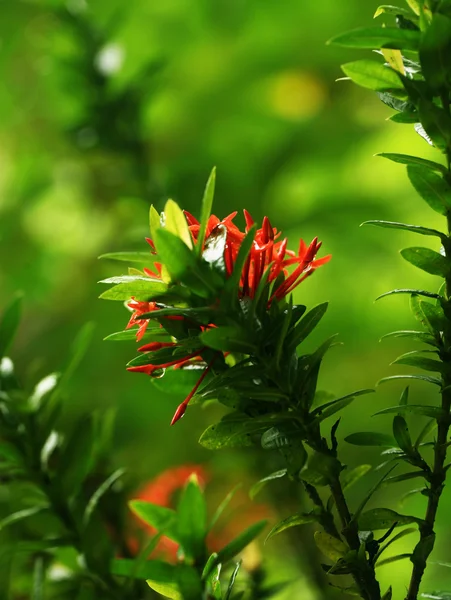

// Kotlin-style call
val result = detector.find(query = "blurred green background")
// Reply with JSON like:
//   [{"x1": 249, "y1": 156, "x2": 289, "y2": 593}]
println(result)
[{"x1": 1, "y1": 0, "x2": 450, "y2": 597}]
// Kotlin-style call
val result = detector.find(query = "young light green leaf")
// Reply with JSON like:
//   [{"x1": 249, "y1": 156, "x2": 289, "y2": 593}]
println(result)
[
  {"x1": 362, "y1": 220, "x2": 446, "y2": 241},
  {"x1": 164, "y1": 199, "x2": 193, "y2": 249},
  {"x1": 196, "y1": 167, "x2": 216, "y2": 256},
  {"x1": 393, "y1": 415, "x2": 413, "y2": 453},
  {"x1": 111, "y1": 558, "x2": 177, "y2": 581},
  {"x1": 99, "y1": 280, "x2": 168, "y2": 301},
  {"x1": 329, "y1": 27, "x2": 420, "y2": 50},
  {"x1": 312, "y1": 389, "x2": 374, "y2": 422},
  {"x1": 209, "y1": 484, "x2": 242, "y2": 532},
  {"x1": 200, "y1": 326, "x2": 256, "y2": 353},
  {"x1": 380, "y1": 330, "x2": 437, "y2": 346},
  {"x1": 408, "y1": 166, "x2": 451, "y2": 215},
  {"x1": 341, "y1": 60, "x2": 404, "y2": 91},
  {"x1": 0, "y1": 506, "x2": 49, "y2": 531},
  {"x1": 401, "y1": 247, "x2": 450, "y2": 278}
]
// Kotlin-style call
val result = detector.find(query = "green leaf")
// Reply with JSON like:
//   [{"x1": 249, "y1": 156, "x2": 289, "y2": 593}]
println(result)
[
  {"x1": 249, "y1": 470, "x2": 287, "y2": 500},
  {"x1": 103, "y1": 327, "x2": 167, "y2": 342},
  {"x1": 376, "y1": 289, "x2": 441, "y2": 301},
  {"x1": 177, "y1": 474, "x2": 207, "y2": 561},
  {"x1": 422, "y1": 593, "x2": 451, "y2": 599},
  {"x1": 314, "y1": 531, "x2": 348, "y2": 562},
  {"x1": 401, "y1": 247, "x2": 450, "y2": 277},
  {"x1": 392, "y1": 351, "x2": 443, "y2": 373},
  {"x1": 200, "y1": 326, "x2": 256, "y2": 353},
  {"x1": 0, "y1": 295, "x2": 22, "y2": 360},
  {"x1": 0, "y1": 506, "x2": 49, "y2": 531},
  {"x1": 381, "y1": 586, "x2": 393, "y2": 600},
  {"x1": 376, "y1": 153, "x2": 447, "y2": 175},
  {"x1": 377, "y1": 553, "x2": 412, "y2": 566},
  {"x1": 83, "y1": 468, "x2": 125, "y2": 528},
  {"x1": 329, "y1": 27, "x2": 420, "y2": 50},
  {"x1": 363, "y1": 220, "x2": 446, "y2": 241},
  {"x1": 415, "y1": 419, "x2": 437, "y2": 449},
  {"x1": 209, "y1": 484, "x2": 242, "y2": 532},
  {"x1": 378, "y1": 375, "x2": 442, "y2": 386},
  {"x1": 389, "y1": 112, "x2": 418, "y2": 123},
  {"x1": 266, "y1": 513, "x2": 316, "y2": 541},
  {"x1": 99, "y1": 279, "x2": 168, "y2": 301},
  {"x1": 98, "y1": 252, "x2": 153, "y2": 264},
  {"x1": 407, "y1": 167, "x2": 451, "y2": 215},
  {"x1": 164, "y1": 199, "x2": 193, "y2": 249},
  {"x1": 217, "y1": 520, "x2": 267, "y2": 563},
  {"x1": 57, "y1": 416, "x2": 96, "y2": 497},
  {"x1": 341, "y1": 60, "x2": 404, "y2": 91},
  {"x1": 327, "y1": 465, "x2": 372, "y2": 512},
  {"x1": 154, "y1": 229, "x2": 220, "y2": 297},
  {"x1": 374, "y1": 404, "x2": 444, "y2": 419},
  {"x1": 374, "y1": 5, "x2": 417, "y2": 19},
  {"x1": 32, "y1": 556, "x2": 44, "y2": 600},
  {"x1": 352, "y1": 466, "x2": 398, "y2": 523},
  {"x1": 345, "y1": 432, "x2": 395, "y2": 447},
  {"x1": 199, "y1": 416, "x2": 274, "y2": 450},
  {"x1": 129, "y1": 501, "x2": 179, "y2": 542},
  {"x1": 376, "y1": 527, "x2": 417, "y2": 559},
  {"x1": 420, "y1": 14, "x2": 451, "y2": 93},
  {"x1": 384, "y1": 471, "x2": 426, "y2": 485},
  {"x1": 286, "y1": 302, "x2": 328, "y2": 350},
  {"x1": 225, "y1": 561, "x2": 241, "y2": 600},
  {"x1": 196, "y1": 167, "x2": 216, "y2": 256},
  {"x1": 381, "y1": 330, "x2": 437, "y2": 346},
  {"x1": 312, "y1": 389, "x2": 374, "y2": 422},
  {"x1": 111, "y1": 558, "x2": 177, "y2": 581},
  {"x1": 393, "y1": 406, "x2": 413, "y2": 453},
  {"x1": 176, "y1": 564, "x2": 203, "y2": 600}
]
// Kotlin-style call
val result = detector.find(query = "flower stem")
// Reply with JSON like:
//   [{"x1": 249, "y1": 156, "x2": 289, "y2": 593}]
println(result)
[{"x1": 406, "y1": 96, "x2": 451, "y2": 600}]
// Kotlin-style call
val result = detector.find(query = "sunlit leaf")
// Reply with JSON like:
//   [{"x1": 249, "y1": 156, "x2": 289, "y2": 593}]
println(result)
[
  {"x1": 249, "y1": 470, "x2": 287, "y2": 500},
  {"x1": 341, "y1": 60, "x2": 404, "y2": 91},
  {"x1": 196, "y1": 167, "x2": 216, "y2": 256},
  {"x1": 329, "y1": 27, "x2": 420, "y2": 50},
  {"x1": 314, "y1": 531, "x2": 348, "y2": 562},
  {"x1": 266, "y1": 513, "x2": 316, "y2": 541}
]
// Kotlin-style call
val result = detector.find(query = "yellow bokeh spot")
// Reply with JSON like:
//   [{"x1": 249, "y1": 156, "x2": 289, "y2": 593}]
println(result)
[{"x1": 268, "y1": 70, "x2": 326, "y2": 121}]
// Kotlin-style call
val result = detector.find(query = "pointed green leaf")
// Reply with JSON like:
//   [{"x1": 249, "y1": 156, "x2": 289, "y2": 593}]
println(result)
[
  {"x1": 249, "y1": 470, "x2": 287, "y2": 500},
  {"x1": 217, "y1": 520, "x2": 267, "y2": 563},
  {"x1": 57, "y1": 416, "x2": 96, "y2": 497},
  {"x1": 111, "y1": 558, "x2": 176, "y2": 581},
  {"x1": 392, "y1": 352, "x2": 443, "y2": 373},
  {"x1": 374, "y1": 404, "x2": 444, "y2": 419},
  {"x1": 129, "y1": 501, "x2": 179, "y2": 542},
  {"x1": 381, "y1": 330, "x2": 437, "y2": 346},
  {"x1": 266, "y1": 513, "x2": 316, "y2": 541},
  {"x1": 199, "y1": 416, "x2": 274, "y2": 450},
  {"x1": 401, "y1": 247, "x2": 450, "y2": 277},
  {"x1": 352, "y1": 466, "x2": 398, "y2": 523},
  {"x1": 345, "y1": 432, "x2": 395, "y2": 447},
  {"x1": 341, "y1": 60, "x2": 404, "y2": 91},
  {"x1": 200, "y1": 326, "x2": 256, "y2": 353},
  {"x1": 209, "y1": 484, "x2": 242, "y2": 532},
  {"x1": 98, "y1": 252, "x2": 153, "y2": 264},
  {"x1": 329, "y1": 27, "x2": 420, "y2": 50},
  {"x1": 83, "y1": 468, "x2": 125, "y2": 528},
  {"x1": 314, "y1": 531, "x2": 348, "y2": 562},
  {"x1": 377, "y1": 289, "x2": 440, "y2": 301},
  {"x1": 393, "y1": 414, "x2": 413, "y2": 453},
  {"x1": 377, "y1": 553, "x2": 412, "y2": 566},
  {"x1": 312, "y1": 389, "x2": 374, "y2": 422},
  {"x1": 376, "y1": 154, "x2": 447, "y2": 174},
  {"x1": 378, "y1": 375, "x2": 442, "y2": 386},
  {"x1": 99, "y1": 279, "x2": 168, "y2": 301},
  {"x1": 177, "y1": 474, "x2": 207, "y2": 561},
  {"x1": 286, "y1": 303, "x2": 328, "y2": 350},
  {"x1": 196, "y1": 168, "x2": 216, "y2": 256},
  {"x1": 363, "y1": 220, "x2": 446, "y2": 241},
  {"x1": 359, "y1": 507, "x2": 420, "y2": 530},
  {"x1": 164, "y1": 199, "x2": 193, "y2": 249},
  {"x1": 0, "y1": 506, "x2": 49, "y2": 531},
  {"x1": 407, "y1": 166, "x2": 451, "y2": 215}
]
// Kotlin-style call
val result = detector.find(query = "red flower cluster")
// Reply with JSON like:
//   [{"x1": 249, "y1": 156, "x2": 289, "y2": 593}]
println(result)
[{"x1": 125, "y1": 210, "x2": 330, "y2": 425}]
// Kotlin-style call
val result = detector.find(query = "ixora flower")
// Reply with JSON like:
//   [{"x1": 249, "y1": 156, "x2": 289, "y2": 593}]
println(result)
[{"x1": 101, "y1": 170, "x2": 330, "y2": 425}]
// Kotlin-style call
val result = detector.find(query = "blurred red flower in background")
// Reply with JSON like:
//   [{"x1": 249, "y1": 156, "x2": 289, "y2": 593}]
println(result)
[{"x1": 129, "y1": 465, "x2": 271, "y2": 563}]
